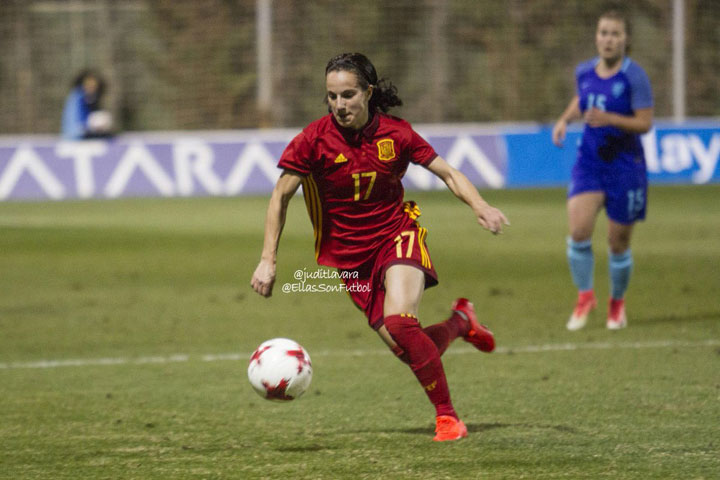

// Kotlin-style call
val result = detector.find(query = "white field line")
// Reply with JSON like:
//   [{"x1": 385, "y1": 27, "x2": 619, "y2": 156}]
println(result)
[{"x1": 1, "y1": 339, "x2": 718, "y2": 370}]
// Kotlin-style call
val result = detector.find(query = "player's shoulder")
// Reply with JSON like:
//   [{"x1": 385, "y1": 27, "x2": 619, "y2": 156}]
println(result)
[
  {"x1": 376, "y1": 112, "x2": 414, "y2": 135},
  {"x1": 65, "y1": 86, "x2": 84, "y2": 106},
  {"x1": 302, "y1": 114, "x2": 335, "y2": 139},
  {"x1": 575, "y1": 57, "x2": 599, "y2": 79},
  {"x1": 620, "y1": 58, "x2": 650, "y2": 81}
]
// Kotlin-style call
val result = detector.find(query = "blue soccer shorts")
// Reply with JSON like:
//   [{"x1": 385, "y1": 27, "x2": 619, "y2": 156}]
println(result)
[{"x1": 568, "y1": 157, "x2": 648, "y2": 225}]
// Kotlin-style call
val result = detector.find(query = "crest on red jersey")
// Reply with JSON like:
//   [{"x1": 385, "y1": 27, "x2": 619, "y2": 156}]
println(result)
[{"x1": 376, "y1": 139, "x2": 396, "y2": 161}]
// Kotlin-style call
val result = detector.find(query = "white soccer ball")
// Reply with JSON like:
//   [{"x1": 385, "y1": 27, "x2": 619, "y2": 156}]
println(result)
[
  {"x1": 87, "y1": 110, "x2": 113, "y2": 133},
  {"x1": 247, "y1": 338, "x2": 312, "y2": 401}
]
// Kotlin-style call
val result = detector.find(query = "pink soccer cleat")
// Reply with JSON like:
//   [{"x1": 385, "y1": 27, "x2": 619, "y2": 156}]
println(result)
[
  {"x1": 566, "y1": 290, "x2": 597, "y2": 331},
  {"x1": 607, "y1": 298, "x2": 627, "y2": 330}
]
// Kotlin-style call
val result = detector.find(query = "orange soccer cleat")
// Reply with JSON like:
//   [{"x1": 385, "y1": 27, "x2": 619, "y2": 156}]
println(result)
[
  {"x1": 433, "y1": 415, "x2": 468, "y2": 442},
  {"x1": 452, "y1": 298, "x2": 495, "y2": 352}
]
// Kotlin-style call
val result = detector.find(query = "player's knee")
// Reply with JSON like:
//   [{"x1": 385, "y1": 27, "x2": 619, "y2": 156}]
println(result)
[
  {"x1": 385, "y1": 315, "x2": 417, "y2": 365},
  {"x1": 384, "y1": 313, "x2": 437, "y2": 371},
  {"x1": 608, "y1": 233, "x2": 631, "y2": 254},
  {"x1": 384, "y1": 313, "x2": 421, "y2": 345},
  {"x1": 569, "y1": 228, "x2": 592, "y2": 243},
  {"x1": 609, "y1": 244, "x2": 630, "y2": 255}
]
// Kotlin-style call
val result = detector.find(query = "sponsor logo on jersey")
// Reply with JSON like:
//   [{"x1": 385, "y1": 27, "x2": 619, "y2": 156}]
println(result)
[
  {"x1": 612, "y1": 81, "x2": 625, "y2": 98},
  {"x1": 334, "y1": 153, "x2": 348, "y2": 163},
  {"x1": 377, "y1": 138, "x2": 396, "y2": 161}
]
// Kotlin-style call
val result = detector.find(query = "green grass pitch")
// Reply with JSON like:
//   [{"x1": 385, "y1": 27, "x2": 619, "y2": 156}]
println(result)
[{"x1": 1, "y1": 185, "x2": 718, "y2": 479}]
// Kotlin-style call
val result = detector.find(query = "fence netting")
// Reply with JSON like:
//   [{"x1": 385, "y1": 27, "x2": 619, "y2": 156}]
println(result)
[{"x1": 1, "y1": 0, "x2": 717, "y2": 134}]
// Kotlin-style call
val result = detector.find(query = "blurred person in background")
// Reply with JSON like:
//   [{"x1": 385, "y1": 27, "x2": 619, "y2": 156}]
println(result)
[
  {"x1": 552, "y1": 10, "x2": 654, "y2": 331},
  {"x1": 251, "y1": 52, "x2": 508, "y2": 442},
  {"x1": 61, "y1": 69, "x2": 113, "y2": 140}
]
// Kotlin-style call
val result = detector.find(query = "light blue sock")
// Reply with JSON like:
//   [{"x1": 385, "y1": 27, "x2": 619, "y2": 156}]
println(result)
[
  {"x1": 567, "y1": 237, "x2": 594, "y2": 292},
  {"x1": 609, "y1": 249, "x2": 633, "y2": 300}
]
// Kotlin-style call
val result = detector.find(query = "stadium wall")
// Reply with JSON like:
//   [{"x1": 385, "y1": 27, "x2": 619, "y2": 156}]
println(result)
[{"x1": 1, "y1": 121, "x2": 718, "y2": 201}]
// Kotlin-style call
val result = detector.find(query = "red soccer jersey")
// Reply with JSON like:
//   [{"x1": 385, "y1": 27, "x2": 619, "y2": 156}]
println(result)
[{"x1": 278, "y1": 112, "x2": 438, "y2": 269}]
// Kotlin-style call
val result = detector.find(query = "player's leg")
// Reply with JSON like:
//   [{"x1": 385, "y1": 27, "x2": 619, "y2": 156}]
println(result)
[
  {"x1": 604, "y1": 165, "x2": 646, "y2": 330},
  {"x1": 380, "y1": 264, "x2": 467, "y2": 441},
  {"x1": 422, "y1": 299, "x2": 495, "y2": 355},
  {"x1": 606, "y1": 220, "x2": 634, "y2": 329},
  {"x1": 566, "y1": 191, "x2": 604, "y2": 330},
  {"x1": 382, "y1": 222, "x2": 493, "y2": 355},
  {"x1": 375, "y1": 263, "x2": 424, "y2": 362},
  {"x1": 383, "y1": 264, "x2": 449, "y2": 414},
  {"x1": 380, "y1": 269, "x2": 479, "y2": 359}
]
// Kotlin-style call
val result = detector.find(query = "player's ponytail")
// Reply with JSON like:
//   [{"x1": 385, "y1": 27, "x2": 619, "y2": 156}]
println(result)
[
  {"x1": 325, "y1": 52, "x2": 403, "y2": 113},
  {"x1": 372, "y1": 78, "x2": 403, "y2": 113}
]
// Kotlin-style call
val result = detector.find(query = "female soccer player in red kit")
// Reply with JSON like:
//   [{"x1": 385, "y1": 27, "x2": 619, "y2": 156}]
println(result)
[{"x1": 251, "y1": 53, "x2": 509, "y2": 441}]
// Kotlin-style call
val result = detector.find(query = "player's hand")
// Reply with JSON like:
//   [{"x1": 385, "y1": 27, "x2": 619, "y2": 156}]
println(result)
[
  {"x1": 251, "y1": 259, "x2": 276, "y2": 297},
  {"x1": 584, "y1": 107, "x2": 612, "y2": 127},
  {"x1": 552, "y1": 120, "x2": 567, "y2": 147},
  {"x1": 476, "y1": 204, "x2": 510, "y2": 235}
]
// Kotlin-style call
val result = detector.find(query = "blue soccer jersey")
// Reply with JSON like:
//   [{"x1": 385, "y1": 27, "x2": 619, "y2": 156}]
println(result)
[{"x1": 569, "y1": 57, "x2": 654, "y2": 224}]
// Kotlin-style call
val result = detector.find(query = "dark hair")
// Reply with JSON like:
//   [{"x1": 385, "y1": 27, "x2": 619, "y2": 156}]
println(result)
[
  {"x1": 71, "y1": 69, "x2": 106, "y2": 100},
  {"x1": 325, "y1": 53, "x2": 402, "y2": 113}
]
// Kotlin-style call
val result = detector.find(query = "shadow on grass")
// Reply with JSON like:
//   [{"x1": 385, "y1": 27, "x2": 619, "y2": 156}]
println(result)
[
  {"x1": 275, "y1": 444, "x2": 338, "y2": 453},
  {"x1": 350, "y1": 421, "x2": 579, "y2": 436}
]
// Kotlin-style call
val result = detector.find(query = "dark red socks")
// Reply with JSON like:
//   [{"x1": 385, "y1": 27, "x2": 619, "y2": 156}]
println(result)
[
  {"x1": 422, "y1": 313, "x2": 467, "y2": 355},
  {"x1": 384, "y1": 313, "x2": 457, "y2": 419}
]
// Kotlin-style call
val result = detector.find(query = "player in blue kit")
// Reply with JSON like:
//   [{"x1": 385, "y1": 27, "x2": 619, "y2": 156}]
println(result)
[{"x1": 552, "y1": 10, "x2": 653, "y2": 330}]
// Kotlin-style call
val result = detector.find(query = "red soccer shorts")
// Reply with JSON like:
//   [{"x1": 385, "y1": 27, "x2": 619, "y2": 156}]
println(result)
[{"x1": 340, "y1": 222, "x2": 438, "y2": 330}]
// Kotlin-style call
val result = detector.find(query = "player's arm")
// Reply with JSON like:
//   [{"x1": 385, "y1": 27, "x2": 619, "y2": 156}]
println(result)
[
  {"x1": 426, "y1": 156, "x2": 509, "y2": 235},
  {"x1": 251, "y1": 170, "x2": 304, "y2": 297},
  {"x1": 552, "y1": 95, "x2": 581, "y2": 147},
  {"x1": 61, "y1": 91, "x2": 87, "y2": 139},
  {"x1": 584, "y1": 107, "x2": 653, "y2": 134}
]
